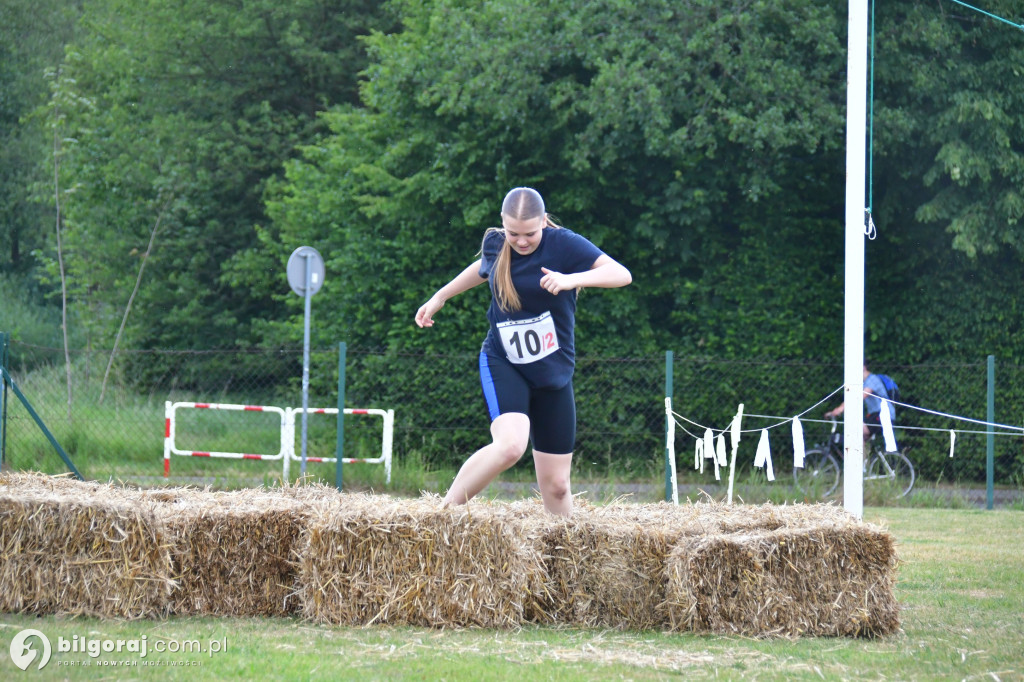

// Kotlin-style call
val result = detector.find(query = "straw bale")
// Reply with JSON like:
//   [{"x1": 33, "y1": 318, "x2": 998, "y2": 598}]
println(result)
[
  {"x1": 297, "y1": 493, "x2": 546, "y2": 628},
  {"x1": 666, "y1": 521, "x2": 900, "y2": 637},
  {"x1": 528, "y1": 504, "x2": 672, "y2": 629},
  {"x1": 494, "y1": 498, "x2": 897, "y2": 635},
  {"x1": 502, "y1": 499, "x2": 810, "y2": 630},
  {"x1": 0, "y1": 473, "x2": 174, "y2": 619},
  {"x1": 139, "y1": 485, "x2": 315, "y2": 617}
]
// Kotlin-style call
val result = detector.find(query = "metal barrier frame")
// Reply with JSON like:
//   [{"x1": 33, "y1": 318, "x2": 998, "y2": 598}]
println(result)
[
  {"x1": 163, "y1": 401, "x2": 394, "y2": 483},
  {"x1": 284, "y1": 407, "x2": 394, "y2": 483},
  {"x1": 163, "y1": 401, "x2": 288, "y2": 477}
]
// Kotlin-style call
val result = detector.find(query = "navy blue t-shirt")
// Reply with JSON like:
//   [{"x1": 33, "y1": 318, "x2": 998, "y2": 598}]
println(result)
[{"x1": 478, "y1": 227, "x2": 605, "y2": 389}]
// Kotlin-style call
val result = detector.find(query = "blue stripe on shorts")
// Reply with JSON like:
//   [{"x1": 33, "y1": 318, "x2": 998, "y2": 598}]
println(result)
[{"x1": 479, "y1": 352, "x2": 500, "y2": 421}]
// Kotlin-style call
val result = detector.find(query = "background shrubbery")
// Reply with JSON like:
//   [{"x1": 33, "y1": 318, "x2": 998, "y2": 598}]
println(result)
[{"x1": 2, "y1": 1, "x2": 1023, "y2": 491}]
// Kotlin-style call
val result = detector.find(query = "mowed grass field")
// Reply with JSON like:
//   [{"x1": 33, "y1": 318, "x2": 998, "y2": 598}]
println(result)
[{"x1": 1, "y1": 507, "x2": 1021, "y2": 681}]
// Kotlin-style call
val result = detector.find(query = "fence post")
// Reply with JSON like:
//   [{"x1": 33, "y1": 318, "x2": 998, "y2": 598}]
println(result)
[
  {"x1": 986, "y1": 355, "x2": 995, "y2": 510},
  {"x1": 335, "y1": 341, "x2": 347, "y2": 491},
  {"x1": 1, "y1": 331, "x2": 7, "y2": 467},
  {"x1": 0, "y1": 365, "x2": 82, "y2": 479},
  {"x1": 664, "y1": 350, "x2": 674, "y2": 502}
]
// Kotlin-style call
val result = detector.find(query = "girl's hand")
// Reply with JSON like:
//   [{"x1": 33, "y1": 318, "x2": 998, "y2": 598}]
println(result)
[
  {"x1": 540, "y1": 267, "x2": 576, "y2": 295},
  {"x1": 415, "y1": 296, "x2": 444, "y2": 328}
]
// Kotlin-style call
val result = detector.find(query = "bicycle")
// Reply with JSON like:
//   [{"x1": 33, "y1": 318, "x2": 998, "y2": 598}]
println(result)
[{"x1": 793, "y1": 418, "x2": 915, "y2": 500}]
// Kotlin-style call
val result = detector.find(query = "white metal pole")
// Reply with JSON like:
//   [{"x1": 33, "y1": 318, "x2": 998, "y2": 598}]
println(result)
[{"x1": 843, "y1": 0, "x2": 869, "y2": 519}]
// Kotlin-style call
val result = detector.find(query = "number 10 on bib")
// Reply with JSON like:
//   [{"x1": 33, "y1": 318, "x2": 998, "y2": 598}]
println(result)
[{"x1": 497, "y1": 311, "x2": 559, "y2": 364}]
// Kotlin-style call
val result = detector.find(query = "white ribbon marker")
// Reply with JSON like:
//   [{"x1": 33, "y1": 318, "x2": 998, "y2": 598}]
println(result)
[
  {"x1": 792, "y1": 417, "x2": 805, "y2": 469},
  {"x1": 727, "y1": 404, "x2": 744, "y2": 505},
  {"x1": 695, "y1": 438, "x2": 704, "y2": 472},
  {"x1": 754, "y1": 428, "x2": 775, "y2": 481},
  {"x1": 949, "y1": 429, "x2": 956, "y2": 458},
  {"x1": 703, "y1": 428, "x2": 716, "y2": 460},
  {"x1": 879, "y1": 403, "x2": 898, "y2": 452},
  {"x1": 716, "y1": 433, "x2": 728, "y2": 467},
  {"x1": 731, "y1": 406, "x2": 743, "y2": 458},
  {"x1": 703, "y1": 428, "x2": 719, "y2": 480}
]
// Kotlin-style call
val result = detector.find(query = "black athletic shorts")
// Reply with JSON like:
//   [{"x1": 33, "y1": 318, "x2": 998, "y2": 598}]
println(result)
[
  {"x1": 478, "y1": 352, "x2": 576, "y2": 455},
  {"x1": 865, "y1": 411, "x2": 882, "y2": 436}
]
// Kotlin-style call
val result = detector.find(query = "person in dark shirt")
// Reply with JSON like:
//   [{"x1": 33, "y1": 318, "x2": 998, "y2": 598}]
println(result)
[
  {"x1": 415, "y1": 187, "x2": 631, "y2": 516},
  {"x1": 825, "y1": 361, "x2": 896, "y2": 447}
]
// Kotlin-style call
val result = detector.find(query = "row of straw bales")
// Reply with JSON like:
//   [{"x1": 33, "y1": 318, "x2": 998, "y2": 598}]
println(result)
[{"x1": 0, "y1": 472, "x2": 900, "y2": 636}]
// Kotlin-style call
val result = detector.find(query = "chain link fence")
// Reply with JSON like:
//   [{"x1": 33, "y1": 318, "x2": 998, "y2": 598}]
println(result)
[{"x1": 2, "y1": 337, "x2": 1023, "y2": 506}]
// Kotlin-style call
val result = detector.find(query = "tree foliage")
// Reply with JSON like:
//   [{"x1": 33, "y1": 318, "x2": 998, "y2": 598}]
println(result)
[
  {"x1": 245, "y1": 0, "x2": 852, "y2": 357},
  {"x1": 0, "y1": 0, "x2": 80, "y2": 279},
  {"x1": 247, "y1": 0, "x2": 1024, "y2": 367},
  {"x1": 2, "y1": 0, "x2": 1023, "y2": 373},
  {"x1": 873, "y1": 0, "x2": 1024, "y2": 258},
  {"x1": 863, "y1": 0, "x2": 1024, "y2": 363},
  {"x1": 31, "y1": 0, "x2": 394, "y2": 350}
]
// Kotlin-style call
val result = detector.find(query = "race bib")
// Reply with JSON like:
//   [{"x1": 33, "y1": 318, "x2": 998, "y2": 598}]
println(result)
[{"x1": 496, "y1": 311, "x2": 559, "y2": 364}]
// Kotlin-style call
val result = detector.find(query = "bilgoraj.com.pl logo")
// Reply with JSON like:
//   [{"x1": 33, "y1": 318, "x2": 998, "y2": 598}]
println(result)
[
  {"x1": 8, "y1": 628, "x2": 227, "y2": 670},
  {"x1": 9, "y1": 629, "x2": 52, "y2": 671}
]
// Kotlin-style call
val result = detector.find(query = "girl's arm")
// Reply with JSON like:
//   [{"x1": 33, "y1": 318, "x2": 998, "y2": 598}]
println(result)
[
  {"x1": 415, "y1": 260, "x2": 487, "y2": 328},
  {"x1": 539, "y1": 254, "x2": 632, "y2": 295}
]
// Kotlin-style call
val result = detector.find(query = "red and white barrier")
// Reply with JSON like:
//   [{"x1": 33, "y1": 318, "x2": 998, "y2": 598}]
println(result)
[
  {"x1": 285, "y1": 407, "x2": 394, "y2": 483},
  {"x1": 164, "y1": 402, "x2": 288, "y2": 477},
  {"x1": 163, "y1": 401, "x2": 394, "y2": 482}
]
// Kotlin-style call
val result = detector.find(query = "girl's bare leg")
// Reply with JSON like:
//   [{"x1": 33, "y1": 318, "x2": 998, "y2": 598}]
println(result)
[
  {"x1": 532, "y1": 449, "x2": 573, "y2": 517},
  {"x1": 443, "y1": 413, "x2": 530, "y2": 506}
]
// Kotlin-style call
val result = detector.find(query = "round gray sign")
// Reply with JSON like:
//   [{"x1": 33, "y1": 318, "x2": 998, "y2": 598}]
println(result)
[{"x1": 286, "y1": 246, "x2": 325, "y2": 296}]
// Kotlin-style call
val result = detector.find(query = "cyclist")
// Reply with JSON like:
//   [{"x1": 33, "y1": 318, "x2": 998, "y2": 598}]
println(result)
[{"x1": 824, "y1": 361, "x2": 896, "y2": 449}]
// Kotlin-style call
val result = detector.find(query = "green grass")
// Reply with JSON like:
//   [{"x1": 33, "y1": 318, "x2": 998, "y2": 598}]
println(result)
[{"x1": 1, "y1": 508, "x2": 1021, "y2": 680}]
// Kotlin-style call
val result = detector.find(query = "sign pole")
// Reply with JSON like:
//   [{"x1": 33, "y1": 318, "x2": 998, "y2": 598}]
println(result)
[
  {"x1": 286, "y1": 246, "x2": 325, "y2": 480},
  {"x1": 300, "y1": 253, "x2": 312, "y2": 475}
]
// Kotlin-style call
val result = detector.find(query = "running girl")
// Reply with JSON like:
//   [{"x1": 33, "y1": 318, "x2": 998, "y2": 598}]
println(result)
[{"x1": 415, "y1": 187, "x2": 631, "y2": 516}]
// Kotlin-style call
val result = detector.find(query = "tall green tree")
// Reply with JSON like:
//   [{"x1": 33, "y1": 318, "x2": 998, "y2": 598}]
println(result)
[
  {"x1": 0, "y1": 0, "x2": 80, "y2": 278},
  {"x1": 863, "y1": 0, "x2": 1024, "y2": 363},
  {"x1": 249, "y1": 0, "x2": 1024, "y2": 367},
  {"x1": 40, "y1": 0, "x2": 394, "y2": 351},
  {"x1": 245, "y1": 0, "x2": 851, "y2": 357},
  {"x1": 880, "y1": 0, "x2": 1023, "y2": 258}
]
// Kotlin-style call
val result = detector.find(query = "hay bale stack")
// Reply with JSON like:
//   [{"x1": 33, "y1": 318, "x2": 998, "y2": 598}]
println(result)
[
  {"x1": 497, "y1": 498, "x2": 897, "y2": 635},
  {"x1": 502, "y1": 499, "x2": 799, "y2": 630},
  {"x1": 297, "y1": 493, "x2": 546, "y2": 628},
  {"x1": 0, "y1": 472, "x2": 174, "y2": 619},
  {"x1": 140, "y1": 485, "x2": 314, "y2": 617},
  {"x1": 666, "y1": 517, "x2": 900, "y2": 637},
  {"x1": 0, "y1": 473, "x2": 900, "y2": 637}
]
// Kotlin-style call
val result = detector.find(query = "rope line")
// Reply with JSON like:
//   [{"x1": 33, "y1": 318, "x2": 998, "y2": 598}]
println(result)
[
  {"x1": 745, "y1": 413, "x2": 1023, "y2": 438},
  {"x1": 669, "y1": 385, "x2": 1023, "y2": 448},
  {"x1": 668, "y1": 385, "x2": 844, "y2": 437},
  {"x1": 881, "y1": 396, "x2": 1024, "y2": 432},
  {"x1": 949, "y1": 0, "x2": 1024, "y2": 31}
]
